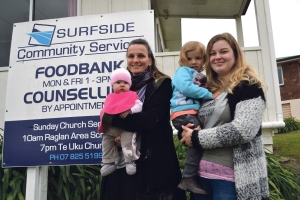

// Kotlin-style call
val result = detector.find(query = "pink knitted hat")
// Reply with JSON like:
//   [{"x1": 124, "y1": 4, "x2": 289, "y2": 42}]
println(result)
[{"x1": 110, "y1": 68, "x2": 132, "y2": 86}]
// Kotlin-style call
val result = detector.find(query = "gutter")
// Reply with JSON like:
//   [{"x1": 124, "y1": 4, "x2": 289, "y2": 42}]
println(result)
[
  {"x1": 277, "y1": 58, "x2": 300, "y2": 64},
  {"x1": 262, "y1": 121, "x2": 285, "y2": 129}
]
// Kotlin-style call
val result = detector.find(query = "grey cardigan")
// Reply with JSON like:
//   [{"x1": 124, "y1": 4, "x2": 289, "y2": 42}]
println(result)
[{"x1": 191, "y1": 81, "x2": 269, "y2": 200}]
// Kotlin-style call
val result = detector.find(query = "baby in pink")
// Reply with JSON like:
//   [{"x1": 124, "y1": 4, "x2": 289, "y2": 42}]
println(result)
[{"x1": 98, "y1": 68, "x2": 142, "y2": 177}]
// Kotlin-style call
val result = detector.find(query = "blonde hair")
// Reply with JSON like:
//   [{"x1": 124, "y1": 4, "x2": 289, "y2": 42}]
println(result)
[
  {"x1": 179, "y1": 41, "x2": 205, "y2": 70},
  {"x1": 205, "y1": 33, "x2": 266, "y2": 93}
]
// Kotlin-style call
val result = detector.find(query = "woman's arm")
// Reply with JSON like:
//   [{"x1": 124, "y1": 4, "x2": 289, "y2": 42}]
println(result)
[
  {"x1": 102, "y1": 78, "x2": 172, "y2": 132},
  {"x1": 190, "y1": 84, "x2": 266, "y2": 149}
]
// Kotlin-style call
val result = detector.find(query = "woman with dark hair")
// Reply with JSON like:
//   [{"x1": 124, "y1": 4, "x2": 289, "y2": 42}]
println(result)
[{"x1": 100, "y1": 38, "x2": 186, "y2": 200}]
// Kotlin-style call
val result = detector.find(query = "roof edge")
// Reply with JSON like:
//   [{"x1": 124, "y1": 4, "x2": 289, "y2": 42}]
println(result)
[
  {"x1": 276, "y1": 55, "x2": 300, "y2": 63},
  {"x1": 242, "y1": 0, "x2": 251, "y2": 15}
]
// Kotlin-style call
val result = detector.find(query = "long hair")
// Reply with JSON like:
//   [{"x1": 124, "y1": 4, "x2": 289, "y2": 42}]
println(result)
[
  {"x1": 126, "y1": 38, "x2": 167, "y2": 79},
  {"x1": 179, "y1": 41, "x2": 205, "y2": 71},
  {"x1": 205, "y1": 33, "x2": 266, "y2": 93}
]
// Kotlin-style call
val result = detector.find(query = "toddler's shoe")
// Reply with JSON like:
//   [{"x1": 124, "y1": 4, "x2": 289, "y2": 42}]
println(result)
[
  {"x1": 100, "y1": 163, "x2": 116, "y2": 176},
  {"x1": 178, "y1": 176, "x2": 208, "y2": 194},
  {"x1": 126, "y1": 161, "x2": 136, "y2": 175}
]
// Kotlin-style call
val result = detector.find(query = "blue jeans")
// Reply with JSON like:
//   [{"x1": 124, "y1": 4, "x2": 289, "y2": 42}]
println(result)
[{"x1": 193, "y1": 177, "x2": 237, "y2": 200}]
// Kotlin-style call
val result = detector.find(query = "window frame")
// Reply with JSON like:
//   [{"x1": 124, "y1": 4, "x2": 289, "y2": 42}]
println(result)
[{"x1": 277, "y1": 66, "x2": 284, "y2": 86}]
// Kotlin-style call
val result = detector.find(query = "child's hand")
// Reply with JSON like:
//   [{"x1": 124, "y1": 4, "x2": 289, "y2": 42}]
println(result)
[
  {"x1": 212, "y1": 90, "x2": 221, "y2": 99},
  {"x1": 119, "y1": 110, "x2": 132, "y2": 118},
  {"x1": 115, "y1": 136, "x2": 121, "y2": 147},
  {"x1": 201, "y1": 77, "x2": 207, "y2": 88}
]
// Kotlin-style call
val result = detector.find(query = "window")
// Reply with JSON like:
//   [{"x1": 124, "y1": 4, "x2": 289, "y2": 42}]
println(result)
[
  {"x1": 34, "y1": 0, "x2": 77, "y2": 21},
  {"x1": 155, "y1": 18, "x2": 164, "y2": 53},
  {"x1": 0, "y1": 0, "x2": 77, "y2": 67},
  {"x1": 277, "y1": 67, "x2": 284, "y2": 86},
  {"x1": 0, "y1": 0, "x2": 30, "y2": 67},
  {"x1": 282, "y1": 103, "x2": 291, "y2": 118}
]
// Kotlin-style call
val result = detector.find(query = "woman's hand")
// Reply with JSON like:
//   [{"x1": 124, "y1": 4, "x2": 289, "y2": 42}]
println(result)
[{"x1": 180, "y1": 123, "x2": 200, "y2": 147}]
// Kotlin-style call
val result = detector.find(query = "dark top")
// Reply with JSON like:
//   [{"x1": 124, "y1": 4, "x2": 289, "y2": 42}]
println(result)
[{"x1": 101, "y1": 77, "x2": 186, "y2": 200}]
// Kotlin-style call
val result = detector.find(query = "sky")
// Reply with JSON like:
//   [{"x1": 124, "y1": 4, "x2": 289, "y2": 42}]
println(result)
[{"x1": 182, "y1": 0, "x2": 300, "y2": 58}]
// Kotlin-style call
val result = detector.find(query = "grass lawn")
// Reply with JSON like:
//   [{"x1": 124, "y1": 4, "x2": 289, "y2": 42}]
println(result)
[
  {"x1": 273, "y1": 130, "x2": 300, "y2": 177},
  {"x1": 273, "y1": 130, "x2": 300, "y2": 161}
]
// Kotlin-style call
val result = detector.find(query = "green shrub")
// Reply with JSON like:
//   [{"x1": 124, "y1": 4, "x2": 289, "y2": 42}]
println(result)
[
  {"x1": 173, "y1": 136, "x2": 191, "y2": 200},
  {"x1": 48, "y1": 165, "x2": 101, "y2": 200},
  {"x1": 278, "y1": 117, "x2": 300, "y2": 133},
  {"x1": 0, "y1": 131, "x2": 27, "y2": 200},
  {"x1": 173, "y1": 135, "x2": 188, "y2": 171},
  {"x1": 266, "y1": 151, "x2": 300, "y2": 200}
]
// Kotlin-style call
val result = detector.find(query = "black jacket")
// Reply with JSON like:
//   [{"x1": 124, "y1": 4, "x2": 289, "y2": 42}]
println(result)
[{"x1": 102, "y1": 77, "x2": 186, "y2": 199}]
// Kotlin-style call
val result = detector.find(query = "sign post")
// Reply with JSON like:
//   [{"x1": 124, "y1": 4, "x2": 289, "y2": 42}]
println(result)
[{"x1": 25, "y1": 166, "x2": 48, "y2": 200}]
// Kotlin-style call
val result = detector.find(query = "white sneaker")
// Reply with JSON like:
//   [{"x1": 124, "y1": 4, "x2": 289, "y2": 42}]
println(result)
[
  {"x1": 100, "y1": 164, "x2": 116, "y2": 176},
  {"x1": 126, "y1": 161, "x2": 136, "y2": 175}
]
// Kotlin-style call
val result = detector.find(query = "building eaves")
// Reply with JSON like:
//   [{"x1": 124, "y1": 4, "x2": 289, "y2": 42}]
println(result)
[{"x1": 276, "y1": 55, "x2": 300, "y2": 64}]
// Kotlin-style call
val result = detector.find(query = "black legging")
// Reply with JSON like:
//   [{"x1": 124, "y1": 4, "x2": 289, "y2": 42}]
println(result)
[{"x1": 100, "y1": 167, "x2": 138, "y2": 200}]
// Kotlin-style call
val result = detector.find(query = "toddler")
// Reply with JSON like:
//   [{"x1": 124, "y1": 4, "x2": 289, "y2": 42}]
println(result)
[{"x1": 171, "y1": 41, "x2": 218, "y2": 194}]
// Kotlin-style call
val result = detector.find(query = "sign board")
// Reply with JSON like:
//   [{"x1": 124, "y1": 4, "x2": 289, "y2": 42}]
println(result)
[{"x1": 2, "y1": 10, "x2": 154, "y2": 167}]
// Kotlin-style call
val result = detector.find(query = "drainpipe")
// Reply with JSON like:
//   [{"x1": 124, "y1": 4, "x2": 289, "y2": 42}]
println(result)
[{"x1": 260, "y1": 0, "x2": 285, "y2": 129}]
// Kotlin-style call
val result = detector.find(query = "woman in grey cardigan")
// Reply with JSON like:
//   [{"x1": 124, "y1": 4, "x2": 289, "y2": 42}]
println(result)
[{"x1": 180, "y1": 33, "x2": 269, "y2": 200}]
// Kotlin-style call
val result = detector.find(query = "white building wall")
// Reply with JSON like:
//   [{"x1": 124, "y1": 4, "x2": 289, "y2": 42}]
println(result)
[
  {"x1": 0, "y1": 70, "x2": 8, "y2": 130},
  {"x1": 155, "y1": 52, "x2": 180, "y2": 78}
]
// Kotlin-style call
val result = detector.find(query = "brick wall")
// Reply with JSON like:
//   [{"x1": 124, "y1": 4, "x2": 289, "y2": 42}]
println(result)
[{"x1": 279, "y1": 61, "x2": 300, "y2": 101}]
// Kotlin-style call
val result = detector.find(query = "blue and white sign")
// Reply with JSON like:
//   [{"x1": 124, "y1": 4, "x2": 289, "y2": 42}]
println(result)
[
  {"x1": 27, "y1": 24, "x2": 56, "y2": 46},
  {"x1": 2, "y1": 10, "x2": 154, "y2": 167}
]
